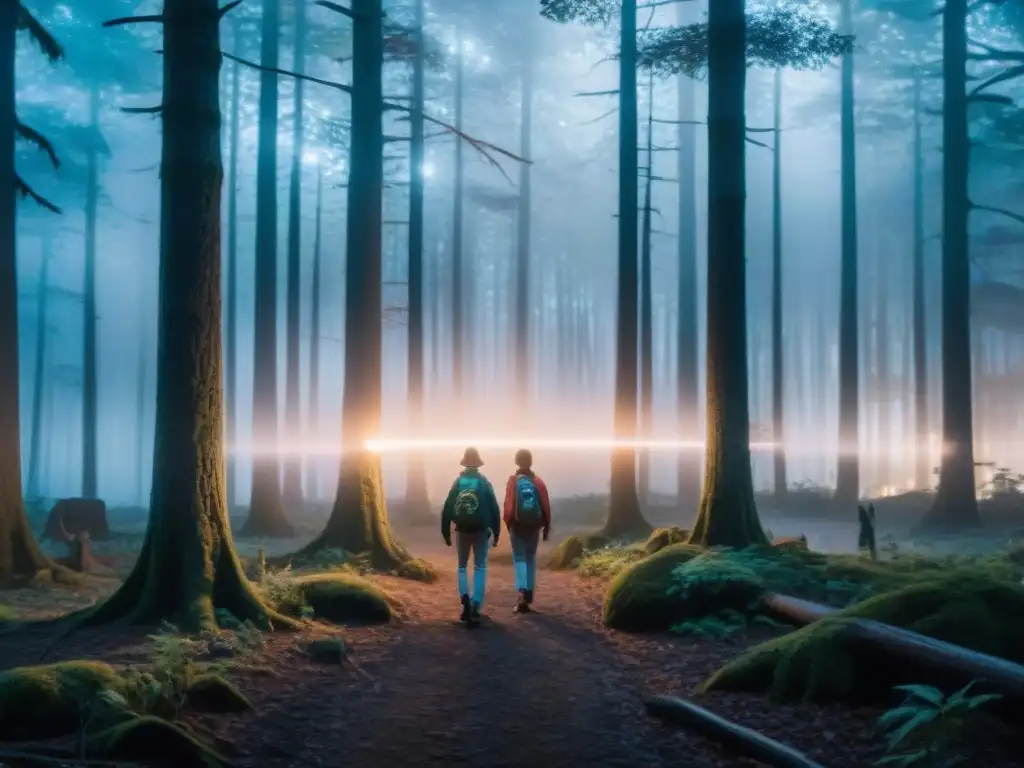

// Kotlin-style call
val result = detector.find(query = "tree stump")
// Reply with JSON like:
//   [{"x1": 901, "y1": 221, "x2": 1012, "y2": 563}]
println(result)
[{"x1": 44, "y1": 498, "x2": 111, "y2": 541}]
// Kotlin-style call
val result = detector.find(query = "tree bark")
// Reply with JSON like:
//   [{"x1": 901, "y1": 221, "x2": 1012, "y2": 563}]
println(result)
[
  {"x1": 134, "y1": 301, "x2": 148, "y2": 507},
  {"x1": 243, "y1": 0, "x2": 292, "y2": 538},
  {"x1": 404, "y1": 0, "x2": 429, "y2": 514},
  {"x1": 921, "y1": 0, "x2": 981, "y2": 529},
  {"x1": 451, "y1": 30, "x2": 464, "y2": 400},
  {"x1": 282, "y1": 0, "x2": 306, "y2": 513},
  {"x1": 687, "y1": 0, "x2": 768, "y2": 549},
  {"x1": 911, "y1": 68, "x2": 929, "y2": 491},
  {"x1": 225, "y1": 31, "x2": 240, "y2": 513},
  {"x1": 834, "y1": 0, "x2": 860, "y2": 504},
  {"x1": 639, "y1": 72, "x2": 655, "y2": 506},
  {"x1": 84, "y1": 0, "x2": 286, "y2": 630},
  {"x1": 306, "y1": 163, "x2": 322, "y2": 500},
  {"x1": 515, "y1": 15, "x2": 533, "y2": 407},
  {"x1": 676, "y1": 0, "x2": 700, "y2": 509},
  {"x1": 296, "y1": 0, "x2": 409, "y2": 569},
  {"x1": 604, "y1": 0, "x2": 649, "y2": 539},
  {"x1": 82, "y1": 86, "x2": 100, "y2": 499},
  {"x1": 771, "y1": 67, "x2": 787, "y2": 499},
  {"x1": 26, "y1": 238, "x2": 52, "y2": 503}
]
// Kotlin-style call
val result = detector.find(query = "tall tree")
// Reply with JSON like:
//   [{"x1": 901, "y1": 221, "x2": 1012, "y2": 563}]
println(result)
[
  {"x1": 835, "y1": 0, "x2": 860, "y2": 503},
  {"x1": 910, "y1": 65, "x2": 929, "y2": 490},
  {"x1": 451, "y1": 28, "x2": 465, "y2": 399},
  {"x1": 307, "y1": 161, "x2": 322, "y2": 500},
  {"x1": 283, "y1": 0, "x2": 307, "y2": 512},
  {"x1": 0, "y1": 1, "x2": 64, "y2": 583},
  {"x1": 771, "y1": 66, "x2": 787, "y2": 499},
  {"x1": 638, "y1": 71, "x2": 654, "y2": 505},
  {"x1": 86, "y1": 0, "x2": 288, "y2": 631},
  {"x1": 515, "y1": 9, "x2": 534, "y2": 405},
  {"x1": 26, "y1": 237, "x2": 52, "y2": 503},
  {"x1": 225, "y1": 27, "x2": 241, "y2": 511},
  {"x1": 243, "y1": 0, "x2": 293, "y2": 537},
  {"x1": 81, "y1": 86, "x2": 100, "y2": 499}
]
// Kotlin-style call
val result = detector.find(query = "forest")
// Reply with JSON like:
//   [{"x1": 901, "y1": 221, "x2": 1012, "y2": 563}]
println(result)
[{"x1": 2, "y1": 0, "x2": 1024, "y2": 766}]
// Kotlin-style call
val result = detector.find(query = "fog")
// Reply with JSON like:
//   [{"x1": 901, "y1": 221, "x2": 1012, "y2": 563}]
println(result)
[{"x1": 13, "y1": 0, "x2": 1024, "y2": 510}]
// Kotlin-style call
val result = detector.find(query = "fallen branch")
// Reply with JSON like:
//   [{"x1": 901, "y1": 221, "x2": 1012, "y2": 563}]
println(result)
[
  {"x1": 761, "y1": 593, "x2": 835, "y2": 625},
  {"x1": 645, "y1": 696, "x2": 828, "y2": 768}
]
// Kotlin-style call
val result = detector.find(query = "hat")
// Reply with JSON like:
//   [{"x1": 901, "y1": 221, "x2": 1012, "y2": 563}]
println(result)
[{"x1": 460, "y1": 446, "x2": 484, "y2": 467}]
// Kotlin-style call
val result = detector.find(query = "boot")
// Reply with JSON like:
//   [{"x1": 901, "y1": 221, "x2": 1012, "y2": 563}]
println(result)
[
  {"x1": 514, "y1": 589, "x2": 530, "y2": 613},
  {"x1": 468, "y1": 601, "x2": 482, "y2": 626},
  {"x1": 525, "y1": 589, "x2": 534, "y2": 605},
  {"x1": 459, "y1": 594, "x2": 471, "y2": 622}
]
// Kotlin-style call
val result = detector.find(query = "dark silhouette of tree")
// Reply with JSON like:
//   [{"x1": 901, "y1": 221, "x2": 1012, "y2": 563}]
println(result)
[{"x1": 771, "y1": 67, "x2": 786, "y2": 500}]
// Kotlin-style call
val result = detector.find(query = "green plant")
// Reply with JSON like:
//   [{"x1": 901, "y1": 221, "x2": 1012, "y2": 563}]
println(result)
[
  {"x1": 257, "y1": 565, "x2": 315, "y2": 619},
  {"x1": 876, "y1": 682, "x2": 1001, "y2": 766}
]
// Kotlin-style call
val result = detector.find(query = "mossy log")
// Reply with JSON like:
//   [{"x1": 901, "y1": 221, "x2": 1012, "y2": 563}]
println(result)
[
  {"x1": 761, "y1": 593, "x2": 835, "y2": 626},
  {"x1": 644, "y1": 696, "x2": 827, "y2": 768}
]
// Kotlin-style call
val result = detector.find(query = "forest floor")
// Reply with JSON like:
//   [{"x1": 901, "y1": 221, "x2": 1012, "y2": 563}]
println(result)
[{"x1": 3, "y1": 527, "x2": 1024, "y2": 767}]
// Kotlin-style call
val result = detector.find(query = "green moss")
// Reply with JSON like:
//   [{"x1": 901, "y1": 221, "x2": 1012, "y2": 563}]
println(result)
[
  {"x1": 395, "y1": 557, "x2": 439, "y2": 583},
  {"x1": 703, "y1": 574, "x2": 1024, "y2": 703},
  {"x1": 0, "y1": 661, "x2": 122, "y2": 740},
  {"x1": 184, "y1": 673, "x2": 252, "y2": 713},
  {"x1": 548, "y1": 534, "x2": 609, "y2": 569},
  {"x1": 0, "y1": 604, "x2": 14, "y2": 627},
  {"x1": 295, "y1": 572, "x2": 392, "y2": 624},
  {"x1": 602, "y1": 542, "x2": 706, "y2": 630},
  {"x1": 644, "y1": 527, "x2": 690, "y2": 554},
  {"x1": 577, "y1": 546, "x2": 647, "y2": 579},
  {"x1": 89, "y1": 715, "x2": 230, "y2": 767}
]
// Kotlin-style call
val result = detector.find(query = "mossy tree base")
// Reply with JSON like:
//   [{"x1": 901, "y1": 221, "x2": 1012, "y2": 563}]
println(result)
[
  {"x1": 916, "y1": 482, "x2": 983, "y2": 534},
  {"x1": 602, "y1": 451, "x2": 653, "y2": 540},
  {"x1": 294, "y1": 451, "x2": 411, "y2": 572},
  {"x1": 0, "y1": 491, "x2": 58, "y2": 586},
  {"x1": 687, "y1": 476, "x2": 769, "y2": 549}
]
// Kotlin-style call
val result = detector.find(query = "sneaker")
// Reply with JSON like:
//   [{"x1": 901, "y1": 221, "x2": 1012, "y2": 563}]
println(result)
[
  {"x1": 525, "y1": 589, "x2": 535, "y2": 605},
  {"x1": 514, "y1": 590, "x2": 530, "y2": 613},
  {"x1": 469, "y1": 602, "x2": 481, "y2": 626},
  {"x1": 459, "y1": 594, "x2": 471, "y2": 622}
]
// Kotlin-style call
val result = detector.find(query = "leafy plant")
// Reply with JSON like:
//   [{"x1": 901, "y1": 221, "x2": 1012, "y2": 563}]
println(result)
[{"x1": 876, "y1": 681, "x2": 1002, "y2": 766}]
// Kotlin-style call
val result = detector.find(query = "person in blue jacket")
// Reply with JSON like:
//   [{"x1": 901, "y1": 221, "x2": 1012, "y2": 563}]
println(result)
[{"x1": 441, "y1": 447, "x2": 501, "y2": 625}]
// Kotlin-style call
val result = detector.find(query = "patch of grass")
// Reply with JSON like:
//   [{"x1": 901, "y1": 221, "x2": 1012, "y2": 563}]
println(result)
[
  {"x1": 295, "y1": 572, "x2": 392, "y2": 624},
  {"x1": 257, "y1": 565, "x2": 315, "y2": 619},
  {"x1": 703, "y1": 573, "x2": 1024, "y2": 703},
  {"x1": 547, "y1": 534, "x2": 609, "y2": 570},
  {"x1": 576, "y1": 546, "x2": 647, "y2": 579},
  {"x1": 396, "y1": 557, "x2": 439, "y2": 583},
  {"x1": 0, "y1": 660, "x2": 122, "y2": 740}
]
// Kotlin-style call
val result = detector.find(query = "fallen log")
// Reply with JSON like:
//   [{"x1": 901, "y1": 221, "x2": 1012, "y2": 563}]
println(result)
[
  {"x1": 761, "y1": 593, "x2": 835, "y2": 626},
  {"x1": 644, "y1": 695, "x2": 828, "y2": 768}
]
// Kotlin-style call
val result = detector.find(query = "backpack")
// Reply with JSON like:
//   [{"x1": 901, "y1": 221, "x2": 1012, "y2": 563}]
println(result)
[
  {"x1": 514, "y1": 475, "x2": 544, "y2": 526},
  {"x1": 452, "y1": 475, "x2": 485, "y2": 532}
]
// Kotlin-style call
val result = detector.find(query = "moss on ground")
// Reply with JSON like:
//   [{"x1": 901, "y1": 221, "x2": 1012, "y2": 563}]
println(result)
[
  {"x1": 547, "y1": 534, "x2": 609, "y2": 570},
  {"x1": 577, "y1": 546, "x2": 647, "y2": 579},
  {"x1": 184, "y1": 673, "x2": 252, "y2": 713},
  {"x1": 89, "y1": 715, "x2": 230, "y2": 767},
  {"x1": 395, "y1": 557, "x2": 439, "y2": 583},
  {"x1": 703, "y1": 573, "x2": 1024, "y2": 703},
  {"x1": 295, "y1": 572, "x2": 392, "y2": 624},
  {"x1": 602, "y1": 543, "x2": 707, "y2": 630},
  {"x1": 0, "y1": 660, "x2": 122, "y2": 740},
  {"x1": 0, "y1": 604, "x2": 14, "y2": 627},
  {"x1": 644, "y1": 527, "x2": 690, "y2": 554}
]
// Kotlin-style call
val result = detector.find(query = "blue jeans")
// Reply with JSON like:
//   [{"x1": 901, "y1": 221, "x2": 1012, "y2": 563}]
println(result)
[
  {"x1": 510, "y1": 527, "x2": 541, "y2": 592},
  {"x1": 455, "y1": 530, "x2": 490, "y2": 607}
]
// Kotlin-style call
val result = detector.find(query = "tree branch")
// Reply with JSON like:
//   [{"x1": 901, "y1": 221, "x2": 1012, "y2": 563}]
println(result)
[
  {"x1": 972, "y1": 202, "x2": 1024, "y2": 227},
  {"x1": 102, "y1": 14, "x2": 164, "y2": 28},
  {"x1": 14, "y1": 174, "x2": 61, "y2": 214},
  {"x1": 969, "y1": 63, "x2": 1024, "y2": 97},
  {"x1": 18, "y1": 6, "x2": 63, "y2": 61},
  {"x1": 574, "y1": 89, "x2": 620, "y2": 97},
  {"x1": 580, "y1": 107, "x2": 618, "y2": 125},
  {"x1": 15, "y1": 120, "x2": 60, "y2": 168},
  {"x1": 219, "y1": 0, "x2": 244, "y2": 18},
  {"x1": 746, "y1": 136, "x2": 773, "y2": 150},
  {"x1": 121, "y1": 105, "x2": 163, "y2": 114}
]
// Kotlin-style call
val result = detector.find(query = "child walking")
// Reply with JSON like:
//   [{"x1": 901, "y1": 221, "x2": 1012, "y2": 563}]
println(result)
[
  {"x1": 503, "y1": 448, "x2": 551, "y2": 613},
  {"x1": 442, "y1": 447, "x2": 501, "y2": 625}
]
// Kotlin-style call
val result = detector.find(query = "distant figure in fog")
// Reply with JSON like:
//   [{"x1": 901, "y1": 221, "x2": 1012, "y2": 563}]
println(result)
[
  {"x1": 441, "y1": 447, "x2": 501, "y2": 626},
  {"x1": 503, "y1": 448, "x2": 552, "y2": 613}
]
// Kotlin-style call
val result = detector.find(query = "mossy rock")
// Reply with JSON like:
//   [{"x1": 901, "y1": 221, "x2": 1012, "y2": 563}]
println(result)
[
  {"x1": 185, "y1": 673, "x2": 252, "y2": 713},
  {"x1": 602, "y1": 542, "x2": 707, "y2": 630},
  {"x1": 395, "y1": 557, "x2": 439, "y2": 583},
  {"x1": 296, "y1": 572, "x2": 392, "y2": 624},
  {"x1": 548, "y1": 534, "x2": 609, "y2": 569},
  {"x1": 0, "y1": 660, "x2": 122, "y2": 740},
  {"x1": 704, "y1": 574, "x2": 1024, "y2": 703},
  {"x1": 304, "y1": 637, "x2": 347, "y2": 664},
  {"x1": 0, "y1": 604, "x2": 15, "y2": 628},
  {"x1": 89, "y1": 715, "x2": 230, "y2": 768},
  {"x1": 644, "y1": 527, "x2": 690, "y2": 555}
]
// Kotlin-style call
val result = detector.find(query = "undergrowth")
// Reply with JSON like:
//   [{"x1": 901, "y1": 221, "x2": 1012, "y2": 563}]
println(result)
[{"x1": 577, "y1": 547, "x2": 647, "y2": 579}]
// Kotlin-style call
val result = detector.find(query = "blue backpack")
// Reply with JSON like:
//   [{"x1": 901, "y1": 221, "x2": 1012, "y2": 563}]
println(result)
[
  {"x1": 452, "y1": 475, "x2": 485, "y2": 532},
  {"x1": 514, "y1": 475, "x2": 543, "y2": 526}
]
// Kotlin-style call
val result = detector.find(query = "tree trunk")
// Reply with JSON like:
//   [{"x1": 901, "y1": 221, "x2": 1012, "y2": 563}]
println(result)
[
  {"x1": 604, "y1": 0, "x2": 649, "y2": 539},
  {"x1": 134, "y1": 330, "x2": 146, "y2": 507},
  {"x1": 306, "y1": 163, "x2": 322, "y2": 500},
  {"x1": 921, "y1": 0, "x2": 980, "y2": 529},
  {"x1": 296, "y1": 0, "x2": 409, "y2": 569},
  {"x1": 515, "y1": 17, "x2": 533, "y2": 407},
  {"x1": 26, "y1": 238, "x2": 52, "y2": 503},
  {"x1": 771, "y1": 67, "x2": 787, "y2": 499},
  {"x1": 639, "y1": 72, "x2": 655, "y2": 506},
  {"x1": 242, "y1": 0, "x2": 292, "y2": 538},
  {"x1": 82, "y1": 85, "x2": 100, "y2": 499},
  {"x1": 282, "y1": 0, "x2": 306, "y2": 513},
  {"x1": 404, "y1": 0, "x2": 429, "y2": 514},
  {"x1": 911, "y1": 68, "x2": 929, "y2": 491},
  {"x1": 451, "y1": 31, "x2": 465, "y2": 399},
  {"x1": 876, "y1": 246, "x2": 891, "y2": 492},
  {"x1": 225, "y1": 32, "x2": 240, "y2": 513},
  {"x1": 687, "y1": 0, "x2": 768, "y2": 549},
  {"x1": 834, "y1": 0, "x2": 860, "y2": 504},
  {"x1": 83, "y1": 0, "x2": 285, "y2": 630},
  {"x1": 676, "y1": 0, "x2": 700, "y2": 509}
]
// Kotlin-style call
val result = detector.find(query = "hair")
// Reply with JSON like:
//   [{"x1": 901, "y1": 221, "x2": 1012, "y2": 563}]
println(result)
[{"x1": 514, "y1": 448, "x2": 533, "y2": 470}]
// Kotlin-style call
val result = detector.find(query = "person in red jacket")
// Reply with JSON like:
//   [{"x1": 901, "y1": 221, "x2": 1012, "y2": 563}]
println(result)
[{"x1": 503, "y1": 448, "x2": 551, "y2": 613}]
